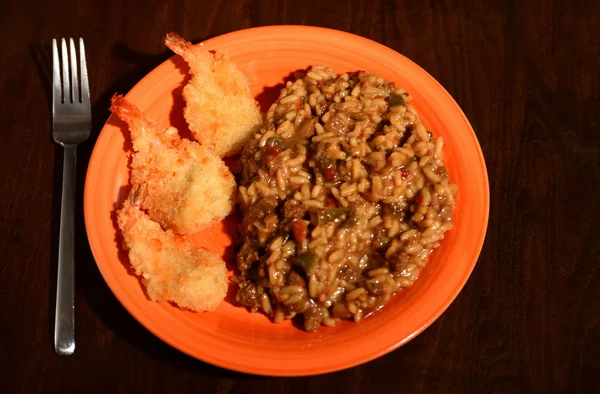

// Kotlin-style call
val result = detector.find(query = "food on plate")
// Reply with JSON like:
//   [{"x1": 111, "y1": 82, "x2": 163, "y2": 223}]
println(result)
[
  {"x1": 235, "y1": 66, "x2": 457, "y2": 331},
  {"x1": 164, "y1": 32, "x2": 262, "y2": 157},
  {"x1": 117, "y1": 184, "x2": 228, "y2": 312},
  {"x1": 110, "y1": 94, "x2": 236, "y2": 235}
]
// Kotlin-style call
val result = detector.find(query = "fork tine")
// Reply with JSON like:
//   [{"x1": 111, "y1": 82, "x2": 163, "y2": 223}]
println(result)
[
  {"x1": 52, "y1": 39, "x2": 61, "y2": 106},
  {"x1": 79, "y1": 38, "x2": 90, "y2": 105},
  {"x1": 69, "y1": 38, "x2": 79, "y2": 103},
  {"x1": 60, "y1": 39, "x2": 70, "y2": 104}
]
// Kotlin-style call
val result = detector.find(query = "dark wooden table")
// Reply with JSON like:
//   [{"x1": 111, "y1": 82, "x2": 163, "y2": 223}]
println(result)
[{"x1": 2, "y1": 0, "x2": 599, "y2": 392}]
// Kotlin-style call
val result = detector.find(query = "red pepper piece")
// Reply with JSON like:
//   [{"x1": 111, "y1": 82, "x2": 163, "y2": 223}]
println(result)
[
  {"x1": 400, "y1": 167, "x2": 409, "y2": 180},
  {"x1": 291, "y1": 220, "x2": 309, "y2": 242},
  {"x1": 326, "y1": 196, "x2": 338, "y2": 208},
  {"x1": 325, "y1": 166, "x2": 335, "y2": 181},
  {"x1": 262, "y1": 145, "x2": 281, "y2": 163}
]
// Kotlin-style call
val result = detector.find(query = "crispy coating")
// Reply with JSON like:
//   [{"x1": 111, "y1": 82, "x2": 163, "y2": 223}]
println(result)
[
  {"x1": 110, "y1": 94, "x2": 236, "y2": 234},
  {"x1": 117, "y1": 185, "x2": 228, "y2": 312},
  {"x1": 165, "y1": 32, "x2": 262, "y2": 157}
]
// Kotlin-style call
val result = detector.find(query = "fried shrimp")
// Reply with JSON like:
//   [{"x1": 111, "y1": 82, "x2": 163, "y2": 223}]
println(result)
[
  {"x1": 110, "y1": 94, "x2": 236, "y2": 234},
  {"x1": 164, "y1": 32, "x2": 262, "y2": 157},
  {"x1": 117, "y1": 184, "x2": 228, "y2": 312}
]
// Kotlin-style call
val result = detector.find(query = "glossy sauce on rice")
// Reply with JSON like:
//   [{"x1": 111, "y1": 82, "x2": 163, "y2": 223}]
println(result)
[{"x1": 234, "y1": 66, "x2": 457, "y2": 331}]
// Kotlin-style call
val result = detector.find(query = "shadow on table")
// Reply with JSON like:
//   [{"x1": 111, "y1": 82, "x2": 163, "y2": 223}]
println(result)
[
  {"x1": 30, "y1": 41, "x2": 62, "y2": 354},
  {"x1": 32, "y1": 36, "x2": 263, "y2": 380}
]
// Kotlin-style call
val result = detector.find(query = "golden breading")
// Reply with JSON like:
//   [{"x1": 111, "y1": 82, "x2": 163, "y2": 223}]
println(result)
[
  {"x1": 110, "y1": 94, "x2": 236, "y2": 234},
  {"x1": 117, "y1": 185, "x2": 228, "y2": 312},
  {"x1": 165, "y1": 32, "x2": 262, "y2": 157}
]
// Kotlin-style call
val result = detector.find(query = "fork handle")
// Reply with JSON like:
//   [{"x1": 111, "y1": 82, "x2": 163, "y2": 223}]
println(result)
[{"x1": 54, "y1": 145, "x2": 76, "y2": 356}]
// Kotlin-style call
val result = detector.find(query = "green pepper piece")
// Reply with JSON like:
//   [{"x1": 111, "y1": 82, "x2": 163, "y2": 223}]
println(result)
[
  {"x1": 266, "y1": 136, "x2": 286, "y2": 150},
  {"x1": 318, "y1": 207, "x2": 349, "y2": 225},
  {"x1": 352, "y1": 114, "x2": 368, "y2": 122},
  {"x1": 292, "y1": 252, "x2": 318, "y2": 275},
  {"x1": 388, "y1": 94, "x2": 405, "y2": 107},
  {"x1": 342, "y1": 215, "x2": 358, "y2": 228}
]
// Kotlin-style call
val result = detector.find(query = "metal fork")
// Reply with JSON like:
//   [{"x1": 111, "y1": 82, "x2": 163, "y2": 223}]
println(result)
[{"x1": 52, "y1": 38, "x2": 91, "y2": 356}]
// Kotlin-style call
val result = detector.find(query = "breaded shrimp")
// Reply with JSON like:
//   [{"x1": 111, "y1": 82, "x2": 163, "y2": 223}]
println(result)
[
  {"x1": 117, "y1": 184, "x2": 228, "y2": 312},
  {"x1": 110, "y1": 94, "x2": 236, "y2": 234},
  {"x1": 164, "y1": 32, "x2": 262, "y2": 157}
]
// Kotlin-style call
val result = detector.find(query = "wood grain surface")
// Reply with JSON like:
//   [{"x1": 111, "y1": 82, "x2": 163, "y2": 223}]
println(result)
[{"x1": 1, "y1": 0, "x2": 599, "y2": 392}]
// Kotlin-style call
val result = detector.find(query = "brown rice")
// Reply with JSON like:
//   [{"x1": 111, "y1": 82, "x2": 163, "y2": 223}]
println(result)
[{"x1": 234, "y1": 66, "x2": 457, "y2": 331}]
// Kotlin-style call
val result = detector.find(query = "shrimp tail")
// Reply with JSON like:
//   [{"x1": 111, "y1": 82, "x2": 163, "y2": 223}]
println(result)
[
  {"x1": 110, "y1": 94, "x2": 146, "y2": 124},
  {"x1": 164, "y1": 33, "x2": 192, "y2": 56},
  {"x1": 129, "y1": 183, "x2": 148, "y2": 207},
  {"x1": 109, "y1": 94, "x2": 156, "y2": 142},
  {"x1": 110, "y1": 94, "x2": 180, "y2": 149}
]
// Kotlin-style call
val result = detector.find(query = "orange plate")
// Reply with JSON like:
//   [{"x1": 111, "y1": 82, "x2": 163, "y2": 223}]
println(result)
[{"x1": 84, "y1": 26, "x2": 489, "y2": 376}]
